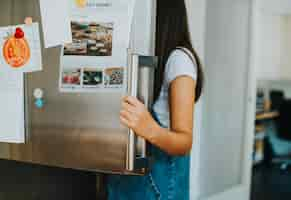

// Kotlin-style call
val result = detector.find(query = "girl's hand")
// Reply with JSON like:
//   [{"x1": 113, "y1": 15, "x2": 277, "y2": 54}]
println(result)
[{"x1": 120, "y1": 96, "x2": 159, "y2": 140}]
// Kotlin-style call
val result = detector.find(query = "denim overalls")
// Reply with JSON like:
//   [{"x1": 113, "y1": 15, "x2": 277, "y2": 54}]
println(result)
[{"x1": 107, "y1": 111, "x2": 190, "y2": 200}]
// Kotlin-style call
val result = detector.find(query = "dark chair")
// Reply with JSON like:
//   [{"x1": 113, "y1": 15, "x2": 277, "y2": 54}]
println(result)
[
  {"x1": 277, "y1": 100, "x2": 291, "y2": 140},
  {"x1": 270, "y1": 90, "x2": 285, "y2": 111},
  {"x1": 272, "y1": 99, "x2": 291, "y2": 170}
]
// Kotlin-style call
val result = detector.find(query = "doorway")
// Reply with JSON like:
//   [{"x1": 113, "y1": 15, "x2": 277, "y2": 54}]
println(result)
[{"x1": 250, "y1": 0, "x2": 291, "y2": 199}]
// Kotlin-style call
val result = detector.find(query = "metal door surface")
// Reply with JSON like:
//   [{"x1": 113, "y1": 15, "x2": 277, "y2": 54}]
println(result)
[{"x1": 0, "y1": 0, "x2": 157, "y2": 174}]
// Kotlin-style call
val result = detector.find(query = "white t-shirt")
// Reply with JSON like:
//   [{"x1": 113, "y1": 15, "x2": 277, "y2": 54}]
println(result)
[{"x1": 153, "y1": 48, "x2": 198, "y2": 128}]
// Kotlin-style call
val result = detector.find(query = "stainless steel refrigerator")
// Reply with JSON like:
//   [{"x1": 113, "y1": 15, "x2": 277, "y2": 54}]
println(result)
[{"x1": 0, "y1": 0, "x2": 157, "y2": 175}]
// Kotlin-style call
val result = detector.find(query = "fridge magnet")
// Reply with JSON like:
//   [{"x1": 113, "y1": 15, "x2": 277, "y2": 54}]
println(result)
[
  {"x1": 74, "y1": 0, "x2": 111, "y2": 9},
  {"x1": 33, "y1": 88, "x2": 45, "y2": 109},
  {"x1": 75, "y1": 0, "x2": 87, "y2": 8},
  {"x1": 0, "y1": 23, "x2": 42, "y2": 73},
  {"x1": 24, "y1": 17, "x2": 33, "y2": 25},
  {"x1": 3, "y1": 27, "x2": 31, "y2": 68}
]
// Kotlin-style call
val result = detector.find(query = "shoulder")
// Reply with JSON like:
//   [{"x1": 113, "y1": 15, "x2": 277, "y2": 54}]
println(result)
[
  {"x1": 167, "y1": 49, "x2": 194, "y2": 65},
  {"x1": 165, "y1": 48, "x2": 198, "y2": 84}
]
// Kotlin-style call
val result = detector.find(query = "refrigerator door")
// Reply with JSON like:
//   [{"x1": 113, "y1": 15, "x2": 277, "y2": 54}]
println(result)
[
  {"x1": 14, "y1": 53, "x2": 129, "y2": 173},
  {"x1": 6, "y1": 53, "x2": 157, "y2": 175},
  {"x1": 0, "y1": 0, "x2": 157, "y2": 175}
]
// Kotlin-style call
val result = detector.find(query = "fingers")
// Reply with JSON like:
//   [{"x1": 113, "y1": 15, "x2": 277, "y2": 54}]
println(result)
[
  {"x1": 120, "y1": 109, "x2": 132, "y2": 121},
  {"x1": 123, "y1": 96, "x2": 140, "y2": 106},
  {"x1": 120, "y1": 115, "x2": 132, "y2": 128},
  {"x1": 121, "y1": 101, "x2": 136, "y2": 113},
  {"x1": 120, "y1": 96, "x2": 146, "y2": 129},
  {"x1": 120, "y1": 109, "x2": 137, "y2": 128}
]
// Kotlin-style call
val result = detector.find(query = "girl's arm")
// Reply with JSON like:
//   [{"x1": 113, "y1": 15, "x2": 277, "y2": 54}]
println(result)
[{"x1": 120, "y1": 76, "x2": 196, "y2": 156}]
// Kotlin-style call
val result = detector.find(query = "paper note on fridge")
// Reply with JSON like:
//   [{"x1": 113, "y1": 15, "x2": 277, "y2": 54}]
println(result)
[
  {"x1": 70, "y1": 0, "x2": 136, "y2": 48},
  {"x1": 0, "y1": 23, "x2": 42, "y2": 73},
  {"x1": 0, "y1": 72, "x2": 25, "y2": 143},
  {"x1": 39, "y1": 0, "x2": 72, "y2": 48}
]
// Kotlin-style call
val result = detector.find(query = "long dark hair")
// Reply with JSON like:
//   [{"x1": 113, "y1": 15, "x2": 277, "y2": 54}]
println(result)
[{"x1": 155, "y1": 0, "x2": 204, "y2": 102}]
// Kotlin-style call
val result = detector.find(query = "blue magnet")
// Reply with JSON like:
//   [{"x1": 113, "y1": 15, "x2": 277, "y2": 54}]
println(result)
[
  {"x1": 35, "y1": 98, "x2": 44, "y2": 109},
  {"x1": 33, "y1": 88, "x2": 44, "y2": 109}
]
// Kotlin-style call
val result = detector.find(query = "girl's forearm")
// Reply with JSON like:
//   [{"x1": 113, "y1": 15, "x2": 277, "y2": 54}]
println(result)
[{"x1": 147, "y1": 123, "x2": 193, "y2": 156}]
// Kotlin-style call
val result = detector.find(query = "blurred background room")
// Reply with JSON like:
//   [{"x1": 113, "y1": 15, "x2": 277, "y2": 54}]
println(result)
[{"x1": 252, "y1": 0, "x2": 291, "y2": 199}]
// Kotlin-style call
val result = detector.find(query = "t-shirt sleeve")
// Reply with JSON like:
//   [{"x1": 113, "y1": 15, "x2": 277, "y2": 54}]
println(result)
[{"x1": 165, "y1": 49, "x2": 198, "y2": 87}]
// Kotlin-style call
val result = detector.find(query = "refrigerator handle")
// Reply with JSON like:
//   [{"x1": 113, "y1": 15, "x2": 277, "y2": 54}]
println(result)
[
  {"x1": 126, "y1": 53, "x2": 158, "y2": 173},
  {"x1": 126, "y1": 53, "x2": 139, "y2": 171},
  {"x1": 136, "y1": 56, "x2": 158, "y2": 160}
]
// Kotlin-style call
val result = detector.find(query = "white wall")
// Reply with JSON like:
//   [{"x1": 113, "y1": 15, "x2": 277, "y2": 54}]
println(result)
[
  {"x1": 258, "y1": 80, "x2": 291, "y2": 98},
  {"x1": 188, "y1": 0, "x2": 253, "y2": 199},
  {"x1": 259, "y1": 0, "x2": 291, "y2": 15},
  {"x1": 198, "y1": 0, "x2": 252, "y2": 198},
  {"x1": 186, "y1": 0, "x2": 206, "y2": 59},
  {"x1": 255, "y1": 12, "x2": 291, "y2": 80},
  {"x1": 280, "y1": 17, "x2": 291, "y2": 78},
  {"x1": 185, "y1": 0, "x2": 206, "y2": 199},
  {"x1": 255, "y1": 14, "x2": 284, "y2": 80}
]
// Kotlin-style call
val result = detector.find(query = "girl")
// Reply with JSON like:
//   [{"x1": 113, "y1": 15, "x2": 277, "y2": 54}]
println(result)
[{"x1": 107, "y1": 0, "x2": 204, "y2": 199}]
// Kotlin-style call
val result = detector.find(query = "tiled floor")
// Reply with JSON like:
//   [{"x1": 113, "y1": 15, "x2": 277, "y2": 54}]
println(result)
[{"x1": 251, "y1": 165, "x2": 291, "y2": 200}]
